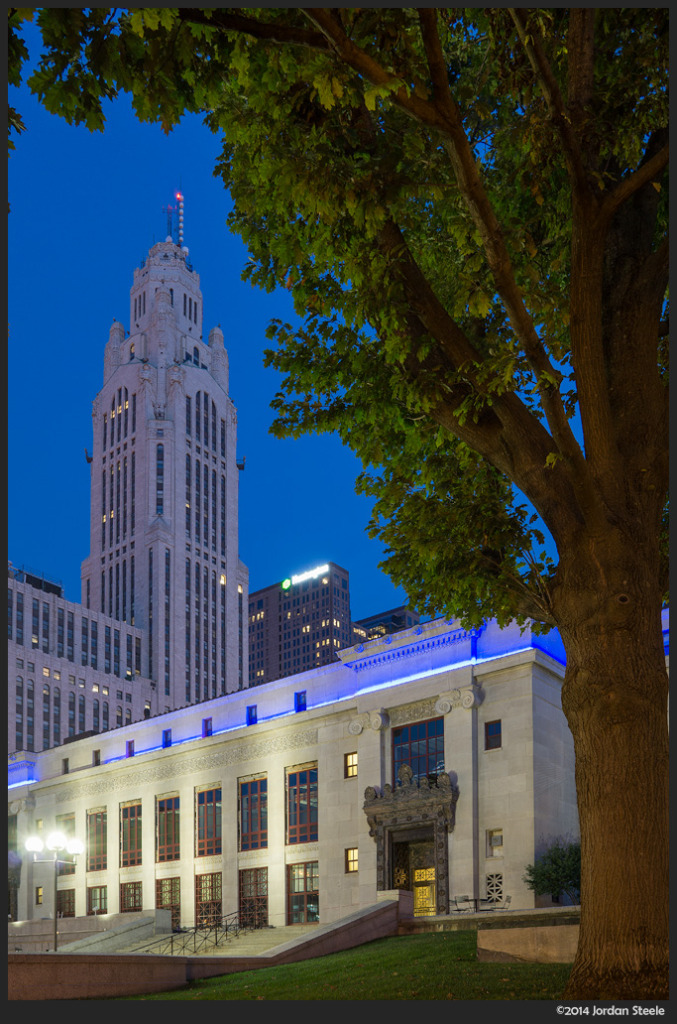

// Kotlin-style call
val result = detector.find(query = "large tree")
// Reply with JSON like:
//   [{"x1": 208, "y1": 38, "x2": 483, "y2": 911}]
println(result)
[{"x1": 9, "y1": 8, "x2": 668, "y2": 998}]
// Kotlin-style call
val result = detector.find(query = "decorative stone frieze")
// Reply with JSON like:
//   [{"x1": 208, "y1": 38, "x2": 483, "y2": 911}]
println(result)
[
  {"x1": 389, "y1": 698, "x2": 438, "y2": 727},
  {"x1": 53, "y1": 727, "x2": 319, "y2": 802}
]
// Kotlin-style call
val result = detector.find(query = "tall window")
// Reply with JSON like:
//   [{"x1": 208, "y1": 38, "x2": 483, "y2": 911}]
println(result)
[
  {"x1": 155, "y1": 444, "x2": 164, "y2": 516},
  {"x1": 157, "y1": 796, "x2": 180, "y2": 862},
  {"x1": 392, "y1": 717, "x2": 444, "y2": 783},
  {"x1": 16, "y1": 592, "x2": 24, "y2": 646},
  {"x1": 120, "y1": 801, "x2": 142, "y2": 867},
  {"x1": 87, "y1": 810, "x2": 107, "y2": 871},
  {"x1": 15, "y1": 676, "x2": 23, "y2": 750},
  {"x1": 286, "y1": 765, "x2": 318, "y2": 844},
  {"x1": 239, "y1": 777, "x2": 267, "y2": 851},
  {"x1": 196, "y1": 788, "x2": 221, "y2": 857},
  {"x1": 57, "y1": 889, "x2": 75, "y2": 918},
  {"x1": 239, "y1": 867, "x2": 268, "y2": 928},
  {"x1": 287, "y1": 862, "x2": 319, "y2": 924},
  {"x1": 195, "y1": 872, "x2": 221, "y2": 928},
  {"x1": 120, "y1": 881, "x2": 143, "y2": 913},
  {"x1": 156, "y1": 877, "x2": 181, "y2": 931},
  {"x1": 87, "y1": 885, "x2": 107, "y2": 916}
]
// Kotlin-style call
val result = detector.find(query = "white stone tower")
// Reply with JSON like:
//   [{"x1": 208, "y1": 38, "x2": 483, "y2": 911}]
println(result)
[{"x1": 80, "y1": 207, "x2": 249, "y2": 708}]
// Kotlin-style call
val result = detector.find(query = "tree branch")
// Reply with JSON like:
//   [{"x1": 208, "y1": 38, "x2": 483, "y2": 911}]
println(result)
[
  {"x1": 177, "y1": 8, "x2": 329, "y2": 50},
  {"x1": 508, "y1": 8, "x2": 594, "y2": 205},
  {"x1": 600, "y1": 142, "x2": 669, "y2": 227},
  {"x1": 302, "y1": 7, "x2": 587, "y2": 484}
]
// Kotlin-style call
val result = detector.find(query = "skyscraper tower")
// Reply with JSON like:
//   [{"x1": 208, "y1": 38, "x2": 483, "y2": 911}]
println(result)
[{"x1": 80, "y1": 204, "x2": 249, "y2": 709}]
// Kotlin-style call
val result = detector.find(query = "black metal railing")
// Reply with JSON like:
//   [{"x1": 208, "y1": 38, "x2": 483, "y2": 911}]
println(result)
[{"x1": 128, "y1": 908, "x2": 269, "y2": 956}]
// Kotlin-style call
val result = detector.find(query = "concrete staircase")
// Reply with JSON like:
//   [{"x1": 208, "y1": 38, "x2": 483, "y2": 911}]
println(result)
[{"x1": 119, "y1": 922, "x2": 320, "y2": 957}]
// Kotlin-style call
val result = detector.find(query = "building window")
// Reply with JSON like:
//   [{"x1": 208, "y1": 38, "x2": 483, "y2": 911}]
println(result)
[
  {"x1": 87, "y1": 885, "x2": 108, "y2": 915},
  {"x1": 239, "y1": 777, "x2": 267, "y2": 851},
  {"x1": 486, "y1": 828, "x2": 504, "y2": 857},
  {"x1": 287, "y1": 862, "x2": 319, "y2": 924},
  {"x1": 35, "y1": 886, "x2": 43, "y2": 905},
  {"x1": 120, "y1": 801, "x2": 142, "y2": 867},
  {"x1": 345, "y1": 848, "x2": 359, "y2": 873},
  {"x1": 157, "y1": 796, "x2": 180, "y2": 862},
  {"x1": 344, "y1": 752, "x2": 358, "y2": 779},
  {"x1": 392, "y1": 717, "x2": 444, "y2": 783},
  {"x1": 120, "y1": 881, "x2": 143, "y2": 913},
  {"x1": 195, "y1": 872, "x2": 222, "y2": 928},
  {"x1": 286, "y1": 765, "x2": 318, "y2": 845},
  {"x1": 239, "y1": 867, "x2": 268, "y2": 928},
  {"x1": 196, "y1": 788, "x2": 221, "y2": 857},
  {"x1": 156, "y1": 877, "x2": 181, "y2": 931},
  {"x1": 87, "y1": 810, "x2": 107, "y2": 871},
  {"x1": 485, "y1": 720, "x2": 502, "y2": 750},
  {"x1": 57, "y1": 889, "x2": 75, "y2": 918}
]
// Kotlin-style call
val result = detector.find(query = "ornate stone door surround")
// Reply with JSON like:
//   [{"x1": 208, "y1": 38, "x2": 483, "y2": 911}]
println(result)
[{"x1": 364, "y1": 764, "x2": 459, "y2": 915}]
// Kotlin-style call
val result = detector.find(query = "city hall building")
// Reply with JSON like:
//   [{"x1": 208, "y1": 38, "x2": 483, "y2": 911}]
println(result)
[{"x1": 9, "y1": 613, "x2": 594, "y2": 929}]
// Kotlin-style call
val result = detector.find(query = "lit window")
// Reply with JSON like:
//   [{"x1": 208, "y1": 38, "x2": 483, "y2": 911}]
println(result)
[
  {"x1": 344, "y1": 752, "x2": 358, "y2": 778},
  {"x1": 345, "y1": 848, "x2": 358, "y2": 873}
]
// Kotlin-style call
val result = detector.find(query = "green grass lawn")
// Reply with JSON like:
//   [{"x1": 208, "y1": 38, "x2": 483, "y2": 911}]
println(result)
[{"x1": 122, "y1": 930, "x2": 572, "y2": 1000}]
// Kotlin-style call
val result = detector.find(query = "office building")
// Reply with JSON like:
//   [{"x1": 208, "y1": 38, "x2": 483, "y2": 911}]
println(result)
[
  {"x1": 249, "y1": 561, "x2": 353, "y2": 685},
  {"x1": 352, "y1": 606, "x2": 420, "y2": 643}
]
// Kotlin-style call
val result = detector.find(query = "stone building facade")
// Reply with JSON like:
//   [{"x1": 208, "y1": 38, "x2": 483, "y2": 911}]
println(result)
[{"x1": 9, "y1": 615, "x2": 586, "y2": 929}]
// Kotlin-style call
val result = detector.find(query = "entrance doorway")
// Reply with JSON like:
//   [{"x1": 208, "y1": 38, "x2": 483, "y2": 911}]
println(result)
[{"x1": 392, "y1": 838, "x2": 437, "y2": 917}]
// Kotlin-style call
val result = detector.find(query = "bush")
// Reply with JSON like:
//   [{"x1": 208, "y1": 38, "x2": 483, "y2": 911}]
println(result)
[{"x1": 523, "y1": 837, "x2": 581, "y2": 905}]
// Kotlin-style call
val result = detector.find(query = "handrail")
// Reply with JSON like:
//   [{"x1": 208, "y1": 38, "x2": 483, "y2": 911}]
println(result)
[{"x1": 126, "y1": 908, "x2": 269, "y2": 956}]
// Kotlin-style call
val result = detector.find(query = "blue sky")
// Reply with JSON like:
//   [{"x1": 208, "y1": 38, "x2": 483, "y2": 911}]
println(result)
[{"x1": 8, "y1": 26, "x2": 411, "y2": 621}]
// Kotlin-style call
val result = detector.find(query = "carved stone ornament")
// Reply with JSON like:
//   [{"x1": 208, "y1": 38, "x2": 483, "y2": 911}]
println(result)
[
  {"x1": 363, "y1": 765, "x2": 459, "y2": 836},
  {"x1": 435, "y1": 685, "x2": 480, "y2": 715},
  {"x1": 369, "y1": 709, "x2": 390, "y2": 731}
]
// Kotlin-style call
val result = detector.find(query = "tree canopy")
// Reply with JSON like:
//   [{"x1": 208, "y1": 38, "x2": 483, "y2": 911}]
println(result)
[{"x1": 9, "y1": 7, "x2": 668, "y2": 631}]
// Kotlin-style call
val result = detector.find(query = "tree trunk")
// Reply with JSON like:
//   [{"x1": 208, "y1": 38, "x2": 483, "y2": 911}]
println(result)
[{"x1": 556, "y1": 539, "x2": 669, "y2": 999}]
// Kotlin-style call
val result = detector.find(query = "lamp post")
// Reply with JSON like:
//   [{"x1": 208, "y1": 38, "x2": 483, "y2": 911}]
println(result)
[{"x1": 25, "y1": 831, "x2": 84, "y2": 951}]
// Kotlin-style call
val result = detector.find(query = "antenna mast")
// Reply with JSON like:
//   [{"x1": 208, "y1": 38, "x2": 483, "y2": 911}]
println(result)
[{"x1": 176, "y1": 191, "x2": 184, "y2": 247}]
